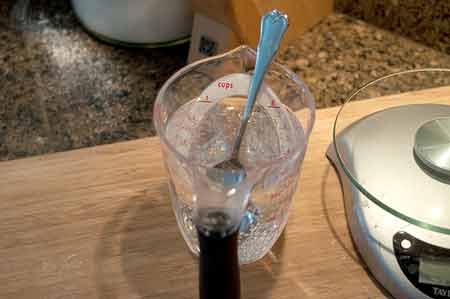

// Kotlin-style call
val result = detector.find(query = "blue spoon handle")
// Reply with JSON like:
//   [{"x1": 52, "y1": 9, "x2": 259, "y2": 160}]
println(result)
[{"x1": 234, "y1": 10, "x2": 289, "y2": 153}]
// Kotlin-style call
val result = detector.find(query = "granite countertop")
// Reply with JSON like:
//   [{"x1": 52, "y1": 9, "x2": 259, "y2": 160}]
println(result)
[
  {"x1": 1, "y1": 1, "x2": 450, "y2": 161},
  {"x1": 336, "y1": 0, "x2": 450, "y2": 55},
  {"x1": 279, "y1": 13, "x2": 450, "y2": 107}
]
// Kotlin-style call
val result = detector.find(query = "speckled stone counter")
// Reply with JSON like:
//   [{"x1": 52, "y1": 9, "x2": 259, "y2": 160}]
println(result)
[
  {"x1": 336, "y1": 0, "x2": 450, "y2": 55},
  {"x1": 0, "y1": 1, "x2": 188, "y2": 160},
  {"x1": 1, "y1": 1, "x2": 450, "y2": 161},
  {"x1": 279, "y1": 13, "x2": 450, "y2": 107}
]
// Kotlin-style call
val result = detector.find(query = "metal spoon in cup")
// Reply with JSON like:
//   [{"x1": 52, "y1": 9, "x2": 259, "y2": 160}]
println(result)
[{"x1": 207, "y1": 10, "x2": 289, "y2": 186}]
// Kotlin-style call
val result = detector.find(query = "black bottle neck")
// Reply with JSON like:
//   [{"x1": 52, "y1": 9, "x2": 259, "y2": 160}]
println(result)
[{"x1": 197, "y1": 227, "x2": 241, "y2": 299}]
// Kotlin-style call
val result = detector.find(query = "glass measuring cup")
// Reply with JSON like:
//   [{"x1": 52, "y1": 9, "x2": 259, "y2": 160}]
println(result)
[{"x1": 154, "y1": 45, "x2": 315, "y2": 264}]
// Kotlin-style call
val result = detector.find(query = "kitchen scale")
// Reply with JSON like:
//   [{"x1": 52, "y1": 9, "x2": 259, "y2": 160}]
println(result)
[{"x1": 327, "y1": 69, "x2": 450, "y2": 299}]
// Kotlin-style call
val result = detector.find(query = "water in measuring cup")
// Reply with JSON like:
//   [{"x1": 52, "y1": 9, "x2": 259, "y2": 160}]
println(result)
[{"x1": 165, "y1": 96, "x2": 305, "y2": 263}]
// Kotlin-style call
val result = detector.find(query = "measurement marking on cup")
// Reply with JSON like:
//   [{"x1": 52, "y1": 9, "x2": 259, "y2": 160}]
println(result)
[
  {"x1": 217, "y1": 81, "x2": 234, "y2": 90},
  {"x1": 280, "y1": 167, "x2": 290, "y2": 177},
  {"x1": 270, "y1": 176, "x2": 296, "y2": 202},
  {"x1": 197, "y1": 95, "x2": 213, "y2": 103},
  {"x1": 268, "y1": 99, "x2": 280, "y2": 109}
]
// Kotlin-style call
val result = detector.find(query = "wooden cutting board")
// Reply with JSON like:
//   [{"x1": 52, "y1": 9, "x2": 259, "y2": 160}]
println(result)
[{"x1": 1, "y1": 86, "x2": 449, "y2": 299}]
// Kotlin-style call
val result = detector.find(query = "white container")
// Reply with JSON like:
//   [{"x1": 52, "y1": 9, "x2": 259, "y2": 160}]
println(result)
[{"x1": 71, "y1": 0, "x2": 193, "y2": 47}]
